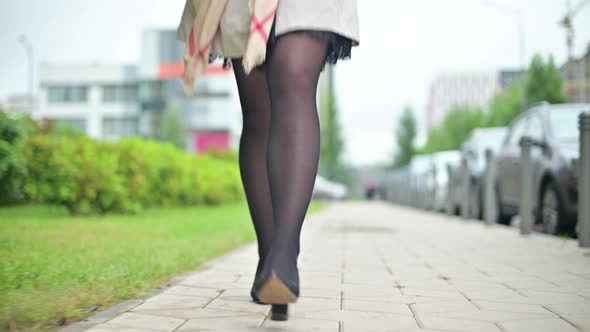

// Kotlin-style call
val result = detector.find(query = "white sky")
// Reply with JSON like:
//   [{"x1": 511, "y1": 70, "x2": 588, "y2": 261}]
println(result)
[{"x1": 1, "y1": 0, "x2": 590, "y2": 166}]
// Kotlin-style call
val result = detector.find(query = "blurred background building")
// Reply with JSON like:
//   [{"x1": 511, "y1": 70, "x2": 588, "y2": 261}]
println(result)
[
  {"x1": 562, "y1": 43, "x2": 590, "y2": 103},
  {"x1": 426, "y1": 71, "x2": 500, "y2": 130},
  {"x1": 33, "y1": 29, "x2": 241, "y2": 153},
  {"x1": 426, "y1": 69, "x2": 526, "y2": 130}
]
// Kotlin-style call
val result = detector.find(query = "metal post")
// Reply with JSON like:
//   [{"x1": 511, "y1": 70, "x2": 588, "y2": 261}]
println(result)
[
  {"x1": 461, "y1": 157, "x2": 470, "y2": 220},
  {"x1": 446, "y1": 164, "x2": 454, "y2": 215},
  {"x1": 579, "y1": 112, "x2": 590, "y2": 247},
  {"x1": 484, "y1": 149, "x2": 497, "y2": 225},
  {"x1": 431, "y1": 166, "x2": 438, "y2": 211},
  {"x1": 403, "y1": 177, "x2": 409, "y2": 206},
  {"x1": 519, "y1": 136, "x2": 534, "y2": 235},
  {"x1": 18, "y1": 35, "x2": 34, "y2": 113}
]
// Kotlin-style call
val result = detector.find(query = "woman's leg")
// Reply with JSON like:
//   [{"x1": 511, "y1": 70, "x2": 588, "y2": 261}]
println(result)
[
  {"x1": 264, "y1": 33, "x2": 329, "y2": 281},
  {"x1": 231, "y1": 60, "x2": 274, "y2": 286}
]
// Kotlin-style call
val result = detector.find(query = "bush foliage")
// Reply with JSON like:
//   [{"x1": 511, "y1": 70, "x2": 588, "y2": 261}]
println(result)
[
  {"x1": 0, "y1": 110, "x2": 243, "y2": 214},
  {"x1": 0, "y1": 112, "x2": 36, "y2": 203}
]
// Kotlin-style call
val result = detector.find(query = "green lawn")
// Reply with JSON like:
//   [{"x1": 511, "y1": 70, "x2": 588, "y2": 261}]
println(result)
[{"x1": 0, "y1": 201, "x2": 325, "y2": 331}]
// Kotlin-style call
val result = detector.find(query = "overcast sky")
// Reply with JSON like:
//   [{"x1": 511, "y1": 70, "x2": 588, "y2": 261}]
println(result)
[{"x1": 1, "y1": 0, "x2": 589, "y2": 166}]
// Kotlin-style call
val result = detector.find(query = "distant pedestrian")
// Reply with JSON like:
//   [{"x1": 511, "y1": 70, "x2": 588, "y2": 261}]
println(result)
[
  {"x1": 177, "y1": 0, "x2": 359, "y2": 321},
  {"x1": 365, "y1": 180, "x2": 376, "y2": 200}
]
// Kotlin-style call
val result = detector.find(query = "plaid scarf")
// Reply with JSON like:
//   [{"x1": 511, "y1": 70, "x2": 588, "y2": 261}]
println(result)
[{"x1": 181, "y1": 0, "x2": 278, "y2": 96}]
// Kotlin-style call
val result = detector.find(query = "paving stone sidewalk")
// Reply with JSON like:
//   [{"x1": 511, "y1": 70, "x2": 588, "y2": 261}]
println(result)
[{"x1": 66, "y1": 202, "x2": 590, "y2": 332}]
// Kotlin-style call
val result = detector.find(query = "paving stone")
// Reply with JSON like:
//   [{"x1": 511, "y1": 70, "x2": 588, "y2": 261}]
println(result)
[
  {"x1": 159, "y1": 286, "x2": 221, "y2": 298},
  {"x1": 499, "y1": 318, "x2": 580, "y2": 332},
  {"x1": 176, "y1": 315, "x2": 264, "y2": 331},
  {"x1": 259, "y1": 318, "x2": 339, "y2": 331},
  {"x1": 401, "y1": 287, "x2": 466, "y2": 300},
  {"x1": 342, "y1": 285, "x2": 400, "y2": 298},
  {"x1": 300, "y1": 278, "x2": 343, "y2": 290},
  {"x1": 289, "y1": 297, "x2": 340, "y2": 314},
  {"x1": 129, "y1": 308, "x2": 263, "y2": 320},
  {"x1": 102, "y1": 313, "x2": 184, "y2": 331},
  {"x1": 204, "y1": 298, "x2": 270, "y2": 315},
  {"x1": 501, "y1": 278, "x2": 558, "y2": 290},
  {"x1": 341, "y1": 315, "x2": 419, "y2": 331},
  {"x1": 410, "y1": 300, "x2": 478, "y2": 314},
  {"x1": 300, "y1": 287, "x2": 341, "y2": 299},
  {"x1": 342, "y1": 299, "x2": 411, "y2": 314},
  {"x1": 291, "y1": 309, "x2": 414, "y2": 323},
  {"x1": 393, "y1": 279, "x2": 452, "y2": 290},
  {"x1": 434, "y1": 309, "x2": 555, "y2": 322},
  {"x1": 461, "y1": 289, "x2": 525, "y2": 300},
  {"x1": 419, "y1": 317, "x2": 502, "y2": 332},
  {"x1": 472, "y1": 301, "x2": 555, "y2": 314},
  {"x1": 447, "y1": 280, "x2": 511, "y2": 291},
  {"x1": 561, "y1": 314, "x2": 590, "y2": 330},
  {"x1": 487, "y1": 293, "x2": 587, "y2": 305},
  {"x1": 132, "y1": 294, "x2": 211, "y2": 311},
  {"x1": 86, "y1": 325, "x2": 150, "y2": 332},
  {"x1": 545, "y1": 301, "x2": 590, "y2": 315}
]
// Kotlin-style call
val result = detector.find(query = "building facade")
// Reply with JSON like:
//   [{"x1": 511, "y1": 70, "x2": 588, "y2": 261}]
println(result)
[
  {"x1": 562, "y1": 44, "x2": 590, "y2": 103},
  {"x1": 426, "y1": 71, "x2": 499, "y2": 130},
  {"x1": 35, "y1": 29, "x2": 241, "y2": 153}
]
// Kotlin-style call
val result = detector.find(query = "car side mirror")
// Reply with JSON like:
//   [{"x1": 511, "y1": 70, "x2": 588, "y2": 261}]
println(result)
[{"x1": 531, "y1": 139, "x2": 552, "y2": 156}]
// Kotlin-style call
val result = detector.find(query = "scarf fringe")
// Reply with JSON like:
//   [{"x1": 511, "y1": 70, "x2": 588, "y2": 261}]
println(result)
[
  {"x1": 182, "y1": 0, "x2": 277, "y2": 95},
  {"x1": 242, "y1": 50, "x2": 266, "y2": 75}
]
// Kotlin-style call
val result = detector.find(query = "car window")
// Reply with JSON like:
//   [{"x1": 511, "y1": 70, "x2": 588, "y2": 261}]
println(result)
[
  {"x1": 527, "y1": 114, "x2": 544, "y2": 141},
  {"x1": 507, "y1": 117, "x2": 528, "y2": 147}
]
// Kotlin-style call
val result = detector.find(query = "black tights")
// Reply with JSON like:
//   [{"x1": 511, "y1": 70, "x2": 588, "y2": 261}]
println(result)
[{"x1": 233, "y1": 32, "x2": 328, "y2": 280}]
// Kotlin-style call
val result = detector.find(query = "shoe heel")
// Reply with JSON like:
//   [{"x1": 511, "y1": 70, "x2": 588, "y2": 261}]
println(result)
[
  {"x1": 257, "y1": 271, "x2": 298, "y2": 304},
  {"x1": 271, "y1": 304, "x2": 288, "y2": 321}
]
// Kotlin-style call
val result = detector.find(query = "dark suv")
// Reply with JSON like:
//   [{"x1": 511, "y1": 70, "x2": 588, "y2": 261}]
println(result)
[{"x1": 494, "y1": 103, "x2": 588, "y2": 234}]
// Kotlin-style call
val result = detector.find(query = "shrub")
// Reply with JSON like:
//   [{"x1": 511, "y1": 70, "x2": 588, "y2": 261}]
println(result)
[
  {"x1": 0, "y1": 111, "x2": 36, "y2": 204},
  {"x1": 22, "y1": 134, "x2": 243, "y2": 215},
  {"x1": 194, "y1": 155, "x2": 243, "y2": 204},
  {"x1": 24, "y1": 136, "x2": 126, "y2": 215}
]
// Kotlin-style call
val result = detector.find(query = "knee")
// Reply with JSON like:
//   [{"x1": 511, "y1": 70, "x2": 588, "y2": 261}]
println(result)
[
  {"x1": 242, "y1": 116, "x2": 270, "y2": 138},
  {"x1": 271, "y1": 60, "x2": 319, "y2": 97}
]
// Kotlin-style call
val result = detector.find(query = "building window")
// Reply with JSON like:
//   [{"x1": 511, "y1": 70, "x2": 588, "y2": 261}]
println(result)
[
  {"x1": 54, "y1": 118, "x2": 87, "y2": 133},
  {"x1": 47, "y1": 86, "x2": 88, "y2": 103},
  {"x1": 103, "y1": 85, "x2": 138, "y2": 103},
  {"x1": 102, "y1": 117, "x2": 138, "y2": 137}
]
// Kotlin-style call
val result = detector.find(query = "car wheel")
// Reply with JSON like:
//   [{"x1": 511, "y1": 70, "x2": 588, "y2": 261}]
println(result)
[{"x1": 540, "y1": 181, "x2": 564, "y2": 235}]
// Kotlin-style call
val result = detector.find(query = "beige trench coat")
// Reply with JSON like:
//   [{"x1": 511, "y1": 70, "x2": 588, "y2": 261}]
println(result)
[{"x1": 177, "y1": 0, "x2": 360, "y2": 59}]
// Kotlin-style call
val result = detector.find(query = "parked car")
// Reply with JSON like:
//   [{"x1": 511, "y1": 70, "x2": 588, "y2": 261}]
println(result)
[
  {"x1": 409, "y1": 155, "x2": 434, "y2": 209},
  {"x1": 430, "y1": 150, "x2": 462, "y2": 213},
  {"x1": 494, "y1": 103, "x2": 588, "y2": 234},
  {"x1": 460, "y1": 127, "x2": 508, "y2": 219},
  {"x1": 378, "y1": 167, "x2": 411, "y2": 205},
  {"x1": 313, "y1": 175, "x2": 347, "y2": 200}
]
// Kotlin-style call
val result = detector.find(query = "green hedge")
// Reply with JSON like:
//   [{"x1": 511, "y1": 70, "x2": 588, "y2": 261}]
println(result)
[
  {"x1": 0, "y1": 112, "x2": 36, "y2": 204},
  {"x1": 19, "y1": 134, "x2": 242, "y2": 215}
]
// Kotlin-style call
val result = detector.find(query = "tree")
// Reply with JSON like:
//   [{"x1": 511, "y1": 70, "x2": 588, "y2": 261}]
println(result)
[
  {"x1": 393, "y1": 107, "x2": 417, "y2": 168},
  {"x1": 417, "y1": 53, "x2": 567, "y2": 156},
  {"x1": 486, "y1": 81, "x2": 522, "y2": 127},
  {"x1": 421, "y1": 105, "x2": 486, "y2": 154},
  {"x1": 486, "y1": 53, "x2": 566, "y2": 128},
  {"x1": 161, "y1": 106, "x2": 185, "y2": 149},
  {"x1": 526, "y1": 54, "x2": 567, "y2": 105},
  {"x1": 319, "y1": 78, "x2": 344, "y2": 181}
]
